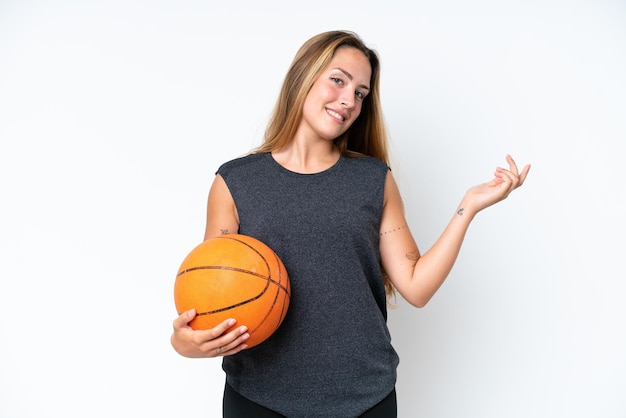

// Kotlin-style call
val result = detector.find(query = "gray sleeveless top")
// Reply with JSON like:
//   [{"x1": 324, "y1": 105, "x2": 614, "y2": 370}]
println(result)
[{"x1": 217, "y1": 153, "x2": 399, "y2": 417}]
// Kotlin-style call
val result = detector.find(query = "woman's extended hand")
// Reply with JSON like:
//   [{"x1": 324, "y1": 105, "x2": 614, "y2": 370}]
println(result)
[
  {"x1": 170, "y1": 309, "x2": 250, "y2": 358},
  {"x1": 462, "y1": 154, "x2": 531, "y2": 215}
]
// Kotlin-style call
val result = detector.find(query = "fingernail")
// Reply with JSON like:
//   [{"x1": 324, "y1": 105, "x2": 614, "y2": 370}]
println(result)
[{"x1": 227, "y1": 319, "x2": 236, "y2": 326}]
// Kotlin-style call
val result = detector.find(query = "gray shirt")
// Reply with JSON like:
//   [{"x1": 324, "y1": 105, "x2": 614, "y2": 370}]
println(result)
[{"x1": 218, "y1": 153, "x2": 399, "y2": 417}]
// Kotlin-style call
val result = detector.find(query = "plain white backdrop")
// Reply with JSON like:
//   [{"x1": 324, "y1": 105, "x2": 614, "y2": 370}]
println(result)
[{"x1": 1, "y1": 1, "x2": 624, "y2": 417}]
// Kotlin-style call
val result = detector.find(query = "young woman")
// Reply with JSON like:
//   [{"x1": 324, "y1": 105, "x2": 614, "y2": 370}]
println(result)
[{"x1": 171, "y1": 30, "x2": 530, "y2": 417}]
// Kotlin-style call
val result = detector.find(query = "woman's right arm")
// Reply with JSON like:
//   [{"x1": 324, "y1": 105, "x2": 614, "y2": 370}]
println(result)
[{"x1": 170, "y1": 174, "x2": 249, "y2": 358}]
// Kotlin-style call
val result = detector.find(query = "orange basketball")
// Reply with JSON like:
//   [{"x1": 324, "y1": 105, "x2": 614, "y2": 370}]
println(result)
[{"x1": 174, "y1": 234, "x2": 290, "y2": 348}]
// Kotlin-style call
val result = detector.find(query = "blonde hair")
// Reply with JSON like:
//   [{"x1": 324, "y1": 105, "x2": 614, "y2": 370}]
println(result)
[{"x1": 252, "y1": 30, "x2": 395, "y2": 298}]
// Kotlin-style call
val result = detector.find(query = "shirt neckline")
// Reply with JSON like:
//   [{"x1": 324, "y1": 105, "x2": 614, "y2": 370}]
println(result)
[{"x1": 265, "y1": 152, "x2": 344, "y2": 177}]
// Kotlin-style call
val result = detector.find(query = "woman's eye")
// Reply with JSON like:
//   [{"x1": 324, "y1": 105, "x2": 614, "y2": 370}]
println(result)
[
  {"x1": 355, "y1": 91, "x2": 365, "y2": 100},
  {"x1": 331, "y1": 77, "x2": 343, "y2": 85}
]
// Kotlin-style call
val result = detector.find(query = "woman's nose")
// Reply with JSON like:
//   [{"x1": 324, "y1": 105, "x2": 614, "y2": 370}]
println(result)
[{"x1": 340, "y1": 93, "x2": 354, "y2": 108}]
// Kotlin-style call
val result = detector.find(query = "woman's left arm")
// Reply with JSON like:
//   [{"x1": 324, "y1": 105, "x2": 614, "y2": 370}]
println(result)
[{"x1": 379, "y1": 155, "x2": 530, "y2": 307}]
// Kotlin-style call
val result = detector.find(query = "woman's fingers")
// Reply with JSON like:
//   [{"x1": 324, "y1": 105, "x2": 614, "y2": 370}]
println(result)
[
  {"x1": 171, "y1": 314, "x2": 250, "y2": 358},
  {"x1": 203, "y1": 323, "x2": 250, "y2": 356},
  {"x1": 497, "y1": 155, "x2": 531, "y2": 190}
]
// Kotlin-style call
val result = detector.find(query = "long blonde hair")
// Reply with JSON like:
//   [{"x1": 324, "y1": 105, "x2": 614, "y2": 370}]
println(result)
[{"x1": 252, "y1": 30, "x2": 395, "y2": 298}]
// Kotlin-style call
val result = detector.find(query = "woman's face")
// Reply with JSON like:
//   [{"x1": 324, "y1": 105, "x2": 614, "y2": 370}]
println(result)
[{"x1": 298, "y1": 47, "x2": 372, "y2": 142}]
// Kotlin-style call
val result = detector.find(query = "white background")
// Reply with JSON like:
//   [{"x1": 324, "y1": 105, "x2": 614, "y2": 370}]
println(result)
[{"x1": 1, "y1": 1, "x2": 624, "y2": 417}]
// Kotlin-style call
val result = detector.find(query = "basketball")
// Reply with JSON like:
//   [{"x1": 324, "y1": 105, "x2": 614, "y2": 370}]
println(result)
[{"x1": 174, "y1": 234, "x2": 290, "y2": 348}]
